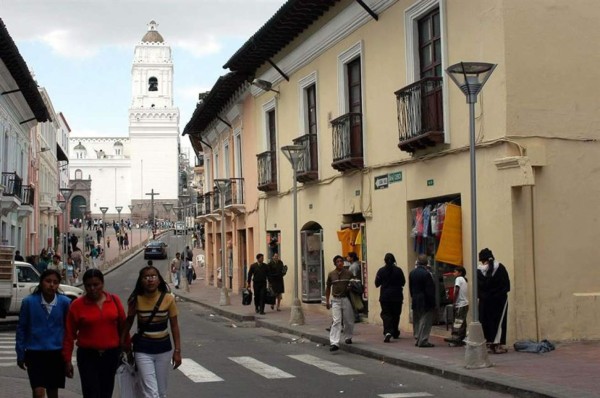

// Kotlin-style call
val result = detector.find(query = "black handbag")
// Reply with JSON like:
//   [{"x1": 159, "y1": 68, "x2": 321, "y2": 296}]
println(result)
[
  {"x1": 132, "y1": 291, "x2": 166, "y2": 347},
  {"x1": 242, "y1": 288, "x2": 253, "y2": 306},
  {"x1": 264, "y1": 287, "x2": 276, "y2": 305}
]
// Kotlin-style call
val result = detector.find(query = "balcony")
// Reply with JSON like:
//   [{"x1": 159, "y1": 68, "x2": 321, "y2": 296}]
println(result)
[
  {"x1": 196, "y1": 192, "x2": 213, "y2": 222},
  {"x1": 17, "y1": 185, "x2": 34, "y2": 219},
  {"x1": 0, "y1": 172, "x2": 22, "y2": 215},
  {"x1": 396, "y1": 77, "x2": 444, "y2": 153},
  {"x1": 331, "y1": 112, "x2": 363, "y2": 172},
  {"x1": 222, "y1": 178, "x2": 245, "y2": 215},
  {"x1": 257, "y1": 150, "x2": 278, "y2": 192},
  {"x1": 293, "y1": 134, "x2": 318, "y2": 183}
]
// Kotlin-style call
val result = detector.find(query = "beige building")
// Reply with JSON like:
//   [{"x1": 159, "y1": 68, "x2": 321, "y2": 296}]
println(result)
[{"x1": 185, "y1": 0, "x2": 600, "y2": 342}]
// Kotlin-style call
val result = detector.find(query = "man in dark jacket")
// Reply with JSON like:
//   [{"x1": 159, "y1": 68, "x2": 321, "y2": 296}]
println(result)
[
  {"x1": 409, "y1": 254, "x2": 436, "y2": 347},
  {"x1": 247, "y1": 253, "x2": 269, "y2": 314}
]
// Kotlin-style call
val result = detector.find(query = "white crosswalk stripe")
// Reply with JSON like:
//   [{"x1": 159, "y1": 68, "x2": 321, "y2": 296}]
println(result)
[
  {"x1": 178, "y1": 358, "x2": 224, "y2": 383},
  {"x1": 288, "y1": 354, "x2": 363, "y2": 376},
  {"x1": 378, "y1": 394, "x2": 434, "y2": 397},
  {"x1": 0, "y1": 333, "x2": 15, "y2": 367},
  {"x1": 228, "y1": 356, "x2": 295, "y2": 379}
]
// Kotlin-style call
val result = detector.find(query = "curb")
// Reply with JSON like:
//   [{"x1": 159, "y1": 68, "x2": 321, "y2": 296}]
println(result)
[{"x1": 176, "y1": 293, "x2": 583, "y2": 398}]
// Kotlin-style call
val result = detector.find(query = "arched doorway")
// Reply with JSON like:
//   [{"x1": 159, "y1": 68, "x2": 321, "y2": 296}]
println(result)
[
  {"x1": 300, "y1": 221, "x2": 324, "y2": 303},
  {"x1": 70, "y1": 195, "x2": 87, "y2": 221}
]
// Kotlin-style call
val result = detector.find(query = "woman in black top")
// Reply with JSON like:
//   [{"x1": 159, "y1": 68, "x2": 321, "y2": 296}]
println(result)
[
  {"x1": 374, "y1": 253, "x2": 406, "y2": 342},
  {"x1": 267, "y1": 253, "x2": 285, "y2": 311}
]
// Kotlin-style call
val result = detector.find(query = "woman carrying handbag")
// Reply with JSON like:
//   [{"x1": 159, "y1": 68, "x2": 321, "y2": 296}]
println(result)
[{"x1": 121, "y1": 261, "x2": 182, "y2": 397}]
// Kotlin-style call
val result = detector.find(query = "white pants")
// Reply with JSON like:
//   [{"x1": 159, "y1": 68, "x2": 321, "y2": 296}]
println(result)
[
  {"x1": 172, "y1": 271, "x2": 179, "y2": 287},
  {"x1": 329, "y1": 297, "x2": 355, "y2": 346},
  {"x1": 135, "y1": 350, "x2": 171, "y2": 398}
]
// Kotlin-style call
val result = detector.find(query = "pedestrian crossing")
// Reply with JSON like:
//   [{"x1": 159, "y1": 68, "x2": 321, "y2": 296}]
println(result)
[
  {"x1": 0, "y1": 332, "x2": 16, "y2": 367},
  {"x1": 0, "y1": 332, "x2": 434, "y2": 396}
]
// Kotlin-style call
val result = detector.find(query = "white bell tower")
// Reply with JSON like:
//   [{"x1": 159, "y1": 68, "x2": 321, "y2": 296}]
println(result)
[{"x1": 129, "y1": 20, "x2": 180, "y2": 204}]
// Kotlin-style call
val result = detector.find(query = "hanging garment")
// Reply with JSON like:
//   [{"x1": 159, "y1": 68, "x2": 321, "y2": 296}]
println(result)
[
  {"x1": 422, "y1": 205, "x2": 431, "y2": 238},
  {"x1": 436, "y1": 203, "x2": 446, "y2": 239},
  {"x1": 431, "y1": 207, "x2": 439, "y2": 236},
  {"x1": 337, "y1": 228, "x2": 358, "y2": 257},
  {"x1": 435, "y1": 203, "x2": 463, "y2": 265}
]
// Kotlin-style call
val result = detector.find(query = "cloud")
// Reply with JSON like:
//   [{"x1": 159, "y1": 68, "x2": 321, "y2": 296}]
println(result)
[
  {"x1": 173, "y1": 35, "x2": 221, "y2": 58},
  {"x1": 39, "y1": 29, "x2": 99, "y2": 59}
]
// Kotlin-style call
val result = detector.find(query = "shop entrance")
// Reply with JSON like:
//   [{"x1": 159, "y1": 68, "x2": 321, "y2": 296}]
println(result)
[
  {"x1": 408, "y1": 194, "x2": 462, "y2": 325},
  {"x1": 300, "y1": 222, "x2": 324, "y2": 303}
]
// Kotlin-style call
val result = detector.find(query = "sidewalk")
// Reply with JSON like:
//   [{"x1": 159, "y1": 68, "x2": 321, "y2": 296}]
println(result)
[{"x1": 175, "y1": 248, "x2": 600, "y2": 398}]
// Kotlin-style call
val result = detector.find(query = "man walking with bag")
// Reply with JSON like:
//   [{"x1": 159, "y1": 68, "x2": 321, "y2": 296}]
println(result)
[
  {"x1": 247, "y1": 253, "x2": 269, "y2": 314},
  {"x1": 325, "y1": 255, "x2": 355, "y2": 352}
]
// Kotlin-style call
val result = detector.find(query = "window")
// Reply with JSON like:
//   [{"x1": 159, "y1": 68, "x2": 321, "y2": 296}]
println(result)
[
  {"x1": 306, "y1": 84, "x2": 317, "y2": 135},
  {"x1": 148, "y1": 77, "x2": 158, "y2": 91},
  {"x1": 75, "y1": 169, "x2": 83, "y2": 179},
  {"x1": 224, "y1": 141, "x2": 230, "y2": 178},
  {"x1": 347, "y1": 58, "x2": 362, "y2": 114},
  {"x1": 418, "y1": 9, "x2": 442, "y2": 78},
  {"x1": 234, "y1": 131, "x2": 242, "y2": 179}
]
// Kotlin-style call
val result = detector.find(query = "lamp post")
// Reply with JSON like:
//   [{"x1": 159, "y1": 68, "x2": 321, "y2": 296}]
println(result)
[
  {"x1": 99, "y1": 207, "x2": 109, "y2": 269},
  {"x1": 214, "y1": 179, "x2": 230, "y2": 306},
  {"x1": 136, "y1": 203, "x2": 144, "y2": 243},
  {"x1": 446, "y1": 61, "x2": 496, "y2": 369},
  {"x1": 280, "y1": 144, "x2": 306, "y2": 325},
  {"x1": 78, "y1": 205, "x2": 87, "y2": 257},
  {"x1": 57, "y1": 200, "x2": 66, "y2": 264},
  {"x1": 145, "y1": 189, "x2": 160, "y2": 238},
  {"x1": 178, "y1": 194, "x2": 190, "y2": 236},
  {"x1": 59, "y1": 187, "x2": 73, "y2": 259},
  {"x1": 115, "y1": 206, "x2": 123, "y2": 256}
]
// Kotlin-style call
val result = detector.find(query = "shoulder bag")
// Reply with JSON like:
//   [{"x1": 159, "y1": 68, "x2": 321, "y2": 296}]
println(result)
[{"x1": 131, "y1": 291, "x2": 166, "y2": 346}]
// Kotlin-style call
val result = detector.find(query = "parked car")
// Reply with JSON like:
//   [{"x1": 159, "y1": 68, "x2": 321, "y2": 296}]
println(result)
[
  {"x1": 10, "y1": 261, "x2": 84, "y2": 314},
  {"x1": 144, "y1": 240, "x2": 168, "y2": 260}
]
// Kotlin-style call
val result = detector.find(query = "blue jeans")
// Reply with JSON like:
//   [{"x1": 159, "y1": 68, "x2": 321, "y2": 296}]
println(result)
[{"x1": 135, "y1": 351, "x2": 171, "y2": 398}]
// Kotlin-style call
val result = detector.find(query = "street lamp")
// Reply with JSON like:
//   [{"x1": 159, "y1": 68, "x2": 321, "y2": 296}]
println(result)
[
  {"x1": 447, "y1": 61, "x2": 496, "y2": 369},
  {"x1": 280, "y1": 144, "x2": 306, "y2": 325},
  {"x1": 115, "y1": 206, "x2": 123, "y2": 255},
  {"x1": 60, "y1": 188, "x2": 73, "y2": 264},
  {"x1": 78, "y1": 204, "x2": 87, "y2": 257},
  {"x1": 162, "y1": 203, "x2": 173, "y2": 224},
  {"x1": 99, "y1": 207, "x2": 109, "y2": 269},
  {"x1": 214, "y1": 179, "x2": 230, "y2": 306}
]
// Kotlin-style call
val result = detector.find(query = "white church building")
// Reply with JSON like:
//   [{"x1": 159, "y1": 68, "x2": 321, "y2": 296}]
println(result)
[{"x1": 68, "y1": 21, "x2": 180, "y2": 222}]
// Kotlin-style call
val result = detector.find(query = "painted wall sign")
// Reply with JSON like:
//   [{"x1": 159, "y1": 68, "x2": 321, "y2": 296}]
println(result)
[
  {"x1": 427, "y1": 179, "x2": 434, "y2": 186},
  {"x1": 388, "y1": 171, "x2": 402, "y2": 183},
  {"x1": 374, "y1": 175, "x2": 389, "y2": 190}
]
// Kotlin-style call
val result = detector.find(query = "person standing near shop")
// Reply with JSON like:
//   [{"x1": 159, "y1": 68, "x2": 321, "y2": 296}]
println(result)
[
  {"x1": 445, "y1": 266, "x2": 469, "y2": 346},
  {"x1": 374, "y1": 253, "x2": 405, "y2": 343},
  {"x1": 63, "y1": 269, "x2": 127, "y2": 398},
  {"x1": 409, "y1": 254, "x2": 436, "y2": 348},
  {"x1": 16, "y1": 269, "x2": 71, "y2": 398},
  {"x1": 121, "y1": 263, "x2": 181, "y2": 397},
  {"x1": 478, "y1": 248, "x2": 511, "y2": 354},
  {"x1": 325, "y1": 255, "x2": 355, "y2": 352},
  {"x1": 267, "y1": 253, "x2": 285, "y2": 311},
  {"x1": 247, "y1": 253, "x2": 269, "y2": 314},
  {"x1": 170, "y1": 252, "x2": 181, "y2": 288}
]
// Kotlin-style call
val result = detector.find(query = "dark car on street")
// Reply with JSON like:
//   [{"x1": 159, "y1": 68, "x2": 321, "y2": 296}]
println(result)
[{"x1": 144, "y1": 240, "x2": 168, "y2": 260}]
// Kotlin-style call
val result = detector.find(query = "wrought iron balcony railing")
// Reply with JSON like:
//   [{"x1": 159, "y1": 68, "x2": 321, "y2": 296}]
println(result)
[
  {"x1": 395, "y1": 76, "x2": 444, "y2": 153},
  {"x1": 293, "y1": 134, "x2": 318, "y2": 183},
  {"x1": 331, "y1": 112, "x2": 363, "y2": 172},
  {"x1": 223, "y1": 178, "x2": 245, "y2": 206},
  {"x1": 257, "y1": 150, "x2": 278, "y2": 192},
  {"x1": 21, "y1": 185, "x2": 34, "y2": 206},
  {"x1": 1, "y1": 172, "x2": 23, "y2": 201}
]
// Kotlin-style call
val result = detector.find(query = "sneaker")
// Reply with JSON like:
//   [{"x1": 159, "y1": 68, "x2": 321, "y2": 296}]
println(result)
[
  {"x1": 384, "y1": 333, "x2": 392, "y2": 343},
  {"x1": 345, "y1": 338, "x2": 352, "y2": 344},
  {"x1": 329, "y1": 345, "x2": 339, "y2": 352}
]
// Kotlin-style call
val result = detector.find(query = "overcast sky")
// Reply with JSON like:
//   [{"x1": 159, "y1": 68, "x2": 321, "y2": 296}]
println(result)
[{"x1": 2, "y1": 0, "x2": 284, "y2": 149}]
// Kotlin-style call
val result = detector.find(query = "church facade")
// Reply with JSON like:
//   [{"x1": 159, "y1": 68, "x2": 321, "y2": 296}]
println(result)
[{"x1": 68, "y1": 21, "x2": 180, "y2": 222}]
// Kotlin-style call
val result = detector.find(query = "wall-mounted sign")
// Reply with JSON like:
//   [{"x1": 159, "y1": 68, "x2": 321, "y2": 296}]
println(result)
[
  {"x1": 374, "y1": 175, "x2": 389, "y2": 190},
  {"x1": 427, "y1": 179, "x2": 434, "y2": 186},
  {"x1": 389, "y1": 171, "x2": 402, "y2": 184}
]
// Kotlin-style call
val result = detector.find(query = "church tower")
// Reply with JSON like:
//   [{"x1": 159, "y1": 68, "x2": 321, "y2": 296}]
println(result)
[{"x1": 129, "y1": 21, "x2": 179, "y2": 205}]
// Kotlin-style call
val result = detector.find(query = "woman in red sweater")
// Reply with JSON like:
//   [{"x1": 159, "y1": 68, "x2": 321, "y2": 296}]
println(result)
[{"x1": 63, "y1": 269, "x2": 127, "y2": 398}]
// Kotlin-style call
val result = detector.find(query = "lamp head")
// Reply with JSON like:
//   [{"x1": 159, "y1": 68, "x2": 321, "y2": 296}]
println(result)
[
  {"x1": 99, "y1": 207, "x2": 109, "y2": 214},
  {"x1": 214, "y1": 179, "x2": 230, "y2": 193},
  {"x1": 281, "y1": 144, "x2": 306, "y2": 168},
  {"x1": 59, "y1": 187, "x2": 74, "y2": 201},
  {"x1": 446, "y1": 62, "x2": 496, "y2": 104},
  {"x1": 252, "y1": 78, "x2": 280, "y2": 94},
  {"x1": 115, "y1": 206, "x2": 123, "y2": 213}
]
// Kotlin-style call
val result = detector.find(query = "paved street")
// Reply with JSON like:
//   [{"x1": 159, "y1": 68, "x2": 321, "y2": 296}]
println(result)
[{"x1": 1, "y1": 231, "x2": 599, "y2": 397}]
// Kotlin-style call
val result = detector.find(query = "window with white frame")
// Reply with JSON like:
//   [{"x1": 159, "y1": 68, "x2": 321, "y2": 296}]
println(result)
[
  {"x1": 234, "y1": 130, "x2": 242, "y2": 179},
  {"x1": 223, "y1": 140, "x2": 230, "y2": 179},
  {"x1": 337, "y1": 42, "x2": 363, "y2": 115}
]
